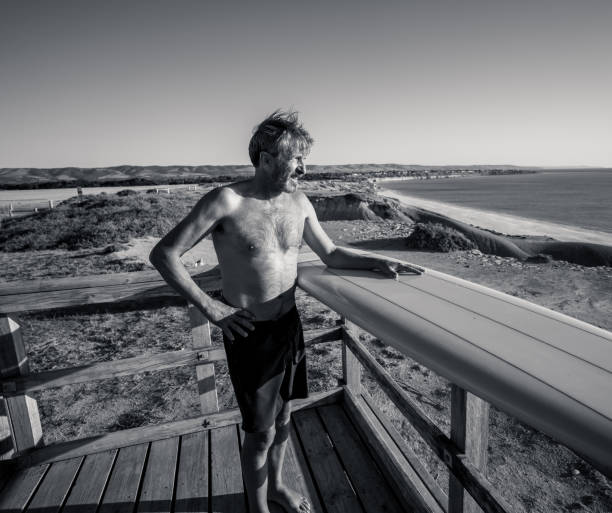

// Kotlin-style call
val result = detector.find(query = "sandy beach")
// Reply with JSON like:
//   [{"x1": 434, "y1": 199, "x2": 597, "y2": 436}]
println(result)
[{"x1": 379, "y1": 187, "x2": 612, "y2": 246}]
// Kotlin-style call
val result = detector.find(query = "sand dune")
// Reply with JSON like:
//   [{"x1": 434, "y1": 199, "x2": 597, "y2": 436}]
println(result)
[
  {"x1": 311, "y1": 189, "x2": 612, "y2": 266},
  {"x1": 379, "y1": 188, "x2": 612, "y2": 246}
]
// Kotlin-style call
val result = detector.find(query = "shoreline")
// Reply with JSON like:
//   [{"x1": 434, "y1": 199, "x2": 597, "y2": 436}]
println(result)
[
  {"x1": 374, "y1": 173, "x2": 465, "y2": 183},
  {"x1": 378, "y1": 187, "x2": 612, "y2": 247}
]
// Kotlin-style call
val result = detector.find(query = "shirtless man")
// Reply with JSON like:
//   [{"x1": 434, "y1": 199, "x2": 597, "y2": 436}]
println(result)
[{"x1": 150, "y1": 111, "x2": 421, "y2": 513}]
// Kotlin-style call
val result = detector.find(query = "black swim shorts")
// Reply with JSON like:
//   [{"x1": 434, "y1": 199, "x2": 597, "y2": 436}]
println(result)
[{"x1": 222, "y1": 305, "x2": 308, "y2": 433}]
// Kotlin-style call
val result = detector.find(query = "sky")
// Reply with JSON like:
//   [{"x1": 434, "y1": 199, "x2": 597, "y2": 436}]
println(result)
[{"x1": 1, "y1": 0, "x2": 611, "y2": 168}]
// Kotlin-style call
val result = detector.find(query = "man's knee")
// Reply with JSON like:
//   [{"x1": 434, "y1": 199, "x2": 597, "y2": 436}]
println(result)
[
  {"x1": 274, "y1": 401, "x2": 292, "y2": 442},
  {"x1": 276, "y1": 400, "x2": 292, "y2": 426},
  {"x1": 244, "y1": 426, "x2": 276, "y2": 452}
]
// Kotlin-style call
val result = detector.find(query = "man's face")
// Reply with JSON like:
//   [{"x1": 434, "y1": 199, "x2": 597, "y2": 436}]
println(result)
[{"x1": 268, "y1": 146, "x2": 307, "y2": 193}]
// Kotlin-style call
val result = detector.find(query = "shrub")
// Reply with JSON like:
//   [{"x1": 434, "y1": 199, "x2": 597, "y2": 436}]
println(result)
[
  {"x1": 117, "y1": 189, "x2": 139, "y2": 197},
  {"x1": 405, "y1": 222, "x2": 476, "y2": 252},
  {"x1": 0, "y1": 193, "x2": 194, "y2": 252}
]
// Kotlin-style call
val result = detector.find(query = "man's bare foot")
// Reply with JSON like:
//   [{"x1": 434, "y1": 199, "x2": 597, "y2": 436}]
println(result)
[{"x1": 269, "y1": 485, "x2": 310, "y2": 513}]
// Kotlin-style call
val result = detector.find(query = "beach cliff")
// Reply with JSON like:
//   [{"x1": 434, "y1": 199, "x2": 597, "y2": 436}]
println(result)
[{"x1": 309, "y1": 190, "x2": 612, "y2": 267}]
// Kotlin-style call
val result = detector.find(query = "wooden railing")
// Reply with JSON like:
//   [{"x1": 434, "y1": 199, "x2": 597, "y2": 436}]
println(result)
[
  {"x1": 0, "y1": 263, "x2": 340, "y2": 455},
  {"x1": 340, "y1": 322, "x2": 504, "y2": 513},
  {"x1": 1, "y1": 258, "x2": 609, "y2": 513}
]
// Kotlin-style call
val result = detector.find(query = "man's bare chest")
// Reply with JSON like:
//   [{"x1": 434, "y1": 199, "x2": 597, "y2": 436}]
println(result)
[{"x1": 215, "y1": 201, "x2": 305, "y2": 254}]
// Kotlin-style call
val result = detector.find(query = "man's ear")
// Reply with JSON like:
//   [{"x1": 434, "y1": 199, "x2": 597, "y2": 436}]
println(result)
[{"x1": 260, "y1": 151, "x2": 274, "y2": 170}]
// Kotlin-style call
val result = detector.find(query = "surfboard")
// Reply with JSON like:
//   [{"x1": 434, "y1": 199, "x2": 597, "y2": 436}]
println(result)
[{"x1": 297, "y1": 258, "x2": 612, "y2": 476}]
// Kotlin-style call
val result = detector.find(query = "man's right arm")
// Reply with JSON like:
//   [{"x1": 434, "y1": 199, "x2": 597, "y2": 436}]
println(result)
[{"x1": 149, "y1": 187, "x2": 254, "y2": 340}]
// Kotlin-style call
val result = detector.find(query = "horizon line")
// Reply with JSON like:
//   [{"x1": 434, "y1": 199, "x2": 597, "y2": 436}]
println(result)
[{"x1": 2, "y1": 163, "x2": 612, "y2": 171}]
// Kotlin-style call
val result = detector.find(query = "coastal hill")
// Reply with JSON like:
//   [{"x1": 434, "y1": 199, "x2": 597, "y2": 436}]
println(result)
[
  {"x1": 0, "y1": 163, "x2": 534, "y2": 186},
  {"x1": 3, "y1": 189, "x2": 610, "y2": 267}
]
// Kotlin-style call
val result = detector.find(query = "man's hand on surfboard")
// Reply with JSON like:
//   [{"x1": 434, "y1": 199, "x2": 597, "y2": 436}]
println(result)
[{"x1": 373, "y1": 259, "x2": 424, "y2": 279}]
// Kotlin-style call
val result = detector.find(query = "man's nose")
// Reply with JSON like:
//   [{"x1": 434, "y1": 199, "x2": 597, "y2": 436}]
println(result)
[{"x1": 296, "y1": 163, "x2": 306, "y2": 176}]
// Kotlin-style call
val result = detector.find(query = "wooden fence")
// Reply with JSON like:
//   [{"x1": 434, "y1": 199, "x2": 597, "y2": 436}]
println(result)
[{"x1": 0, "y1": 200, "x2": 56, "y2": 218}]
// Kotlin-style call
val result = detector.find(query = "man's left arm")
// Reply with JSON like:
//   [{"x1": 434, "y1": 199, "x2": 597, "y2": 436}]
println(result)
[{"x1": 300, "y1": 194, "x2": 423, "y2": 279}]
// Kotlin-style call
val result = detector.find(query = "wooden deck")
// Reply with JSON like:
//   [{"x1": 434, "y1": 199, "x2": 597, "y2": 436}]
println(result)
[{"x1": 0, "y1": 395, "x2": 418, "y2": 513}]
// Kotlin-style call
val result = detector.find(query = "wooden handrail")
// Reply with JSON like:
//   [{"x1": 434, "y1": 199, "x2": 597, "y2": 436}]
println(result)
[
  {"x1": 0, "y1": 267, "x2": 222, "y2": 315},
  {"x1": 0, "y1": 252, "x2": 322, "y2": 315},
  {"x1": 0, "y1": 268, "x2": 168, "y2": 297},
  {"x1": 1, "y1": 348, "x2": 224, "y2": 396},
  {"x1": 0, "y1": 326, "x2": 342, "y2": 396}
]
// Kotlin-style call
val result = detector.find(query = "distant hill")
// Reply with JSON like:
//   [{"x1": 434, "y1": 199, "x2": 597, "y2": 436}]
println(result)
[
  {"x1": 0, "y1": 163, "x2": 536, "y2": 188},
  {"x1": 0, "y1": 165, "x2": 255, "y2": 186}
]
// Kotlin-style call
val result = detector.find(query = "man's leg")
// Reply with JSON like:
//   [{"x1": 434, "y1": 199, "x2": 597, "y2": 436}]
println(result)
[
  {"x1": 242, "y1": 427, "x2": 276, "y2": 513},
  {"x1": 268, "y1": 401, "x2": 310, "y2": 512}
]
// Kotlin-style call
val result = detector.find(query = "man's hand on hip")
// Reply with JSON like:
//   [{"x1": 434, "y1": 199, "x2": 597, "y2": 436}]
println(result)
[{"x1": 206, "y1": 300, "x2": 256, "y2": 341}]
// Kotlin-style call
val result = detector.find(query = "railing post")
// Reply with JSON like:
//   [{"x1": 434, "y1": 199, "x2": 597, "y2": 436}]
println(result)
[
  {"x1": 340, "y1": 317, "x2": 361, "y2": 393},
  {"x1": 0, "y1": 399, "x2": 11, "y2": 459},
  {"x1": 0, "y1": 316, "x2": 43, "y2": 459},
  {"x1": 449, "y1": 384, "x2": 490, "y2": 513},
  {"x1": 188, "y1": 306, "x2": 219, "y2": 414}
]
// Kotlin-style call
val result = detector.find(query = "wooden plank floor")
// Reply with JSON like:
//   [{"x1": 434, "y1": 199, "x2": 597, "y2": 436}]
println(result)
[{"x1": 0, "y1": 403, "x2": 408, "y2": 513}]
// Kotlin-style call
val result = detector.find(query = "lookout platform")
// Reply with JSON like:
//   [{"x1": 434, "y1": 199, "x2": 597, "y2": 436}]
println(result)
[
  {"x1": 1, "y1": 250, "x2": 611, "y2": 513},
  {"x1": 0, "y1": 390, "x2": 414, "y2": 513}
]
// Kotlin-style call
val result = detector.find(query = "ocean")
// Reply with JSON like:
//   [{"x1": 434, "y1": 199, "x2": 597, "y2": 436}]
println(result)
[{"x1": 381, "y1": 169, "x2": 612, "y2": 237}]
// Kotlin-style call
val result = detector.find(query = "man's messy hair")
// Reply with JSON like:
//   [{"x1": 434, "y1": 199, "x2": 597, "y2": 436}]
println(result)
[{"x1": 248, "y1": 110, "x2": 314, "y2": 167}]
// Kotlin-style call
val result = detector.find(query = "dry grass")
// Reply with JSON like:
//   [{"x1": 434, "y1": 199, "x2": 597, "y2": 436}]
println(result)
[
  {"x1": 0, "y1": 192, "x2": 199, "y2": 252},
  {"x1": 0, "y1": 246, "x2": 146, "y2": 281}
]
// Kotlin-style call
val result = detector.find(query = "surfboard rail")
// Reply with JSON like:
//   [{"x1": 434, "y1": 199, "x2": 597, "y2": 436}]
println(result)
[{"x1": 297, "y1": 258, "x2": 612, "y2": 479}]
